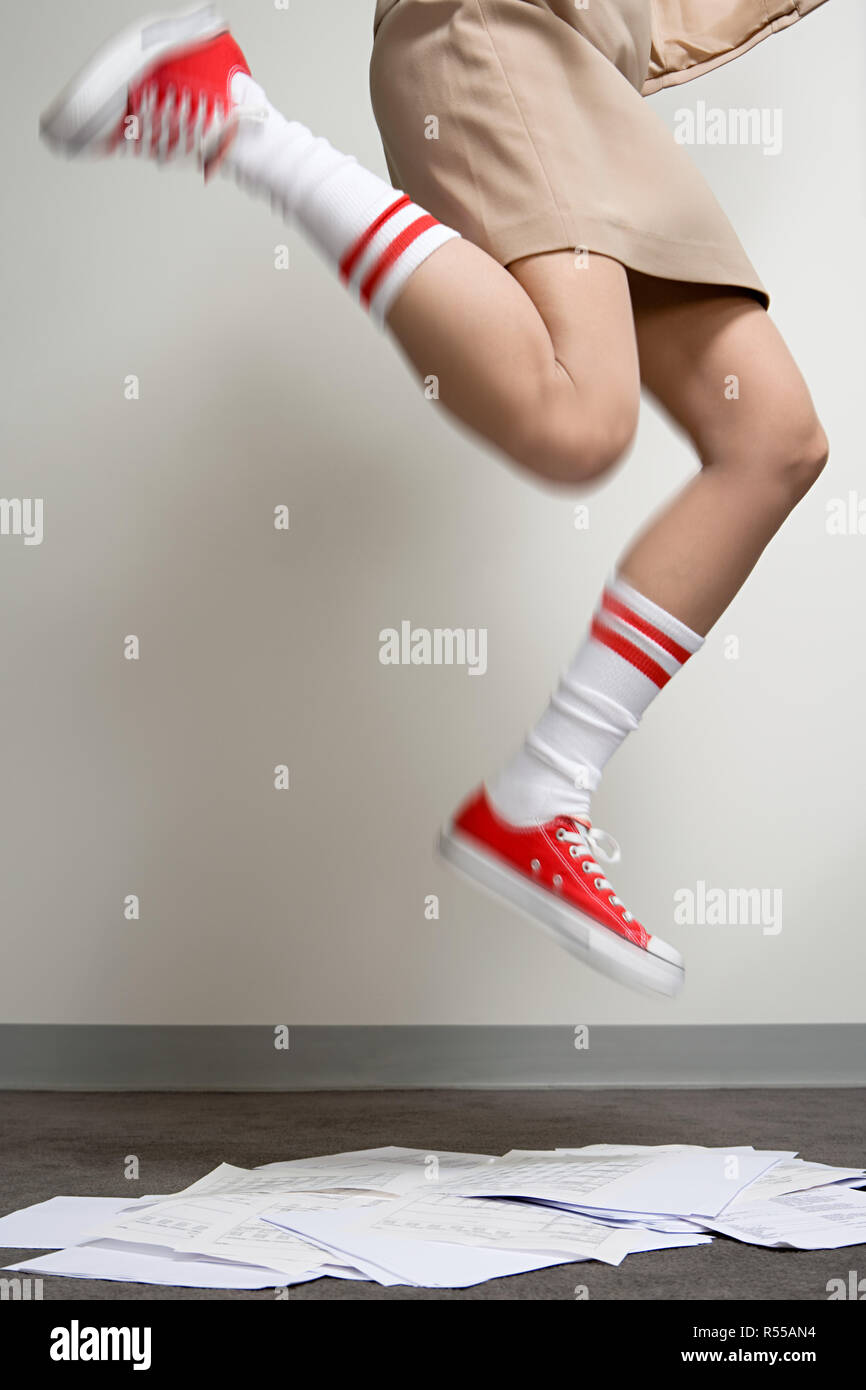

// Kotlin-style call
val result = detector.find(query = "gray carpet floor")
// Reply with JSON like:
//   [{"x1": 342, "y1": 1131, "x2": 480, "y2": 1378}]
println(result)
[{"x1": 1, "y1": 1088, "x2": 864, "y2": 1300}]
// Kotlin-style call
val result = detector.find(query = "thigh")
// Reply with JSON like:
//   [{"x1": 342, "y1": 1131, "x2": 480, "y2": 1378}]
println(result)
[
  {"x1": 626, "y1": 270, "x2": 821, "y2": 466},
  {"x1": 390, "y1": 244, "x2": 641, "y2": 471},
  {"x1": 509, "y1": 250, "x2": 641, "y2": 423}
]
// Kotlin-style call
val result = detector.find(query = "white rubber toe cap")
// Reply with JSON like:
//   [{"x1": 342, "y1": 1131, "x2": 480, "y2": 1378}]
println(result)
[{"x1": 646, "y1": 934, "x2": 684, "y2": 969}]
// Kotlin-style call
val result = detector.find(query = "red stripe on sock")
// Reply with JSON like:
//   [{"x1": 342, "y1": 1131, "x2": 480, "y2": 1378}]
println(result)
[
  {"x1": 591, "y1": 618, "x2": 671, "y2": 689},
  {"x1": 339, "y1": 193, "x2": 412, "y2": 282},
  {"x1": 359, "y1": 214, "x2": 438, "y2": 307},
  {"x1": 601, "y1": 591, "x2": 693, "y2": 666}
]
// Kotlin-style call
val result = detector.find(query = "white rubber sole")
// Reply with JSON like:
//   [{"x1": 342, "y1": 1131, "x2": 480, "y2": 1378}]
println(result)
[
  {"x1": 39, "y1": 3, "x2": 227, "y2": 153},
  {"x1": 438, "y1": 825, "x2": 685, "y2": 998}
]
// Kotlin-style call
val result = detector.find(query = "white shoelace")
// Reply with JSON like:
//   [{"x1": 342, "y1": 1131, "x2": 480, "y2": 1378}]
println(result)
[
  {"x1": 555, "y1": 823, "x2": 634, "y2": 922},
  {"x1": 117, "y1": 82, "x2": 267, "y2": 163}
]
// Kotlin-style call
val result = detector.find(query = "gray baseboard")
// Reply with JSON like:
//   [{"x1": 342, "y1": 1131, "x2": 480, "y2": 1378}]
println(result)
[{"x1": 0, "y1": 1025, "x2": 864, "y2": 1089}]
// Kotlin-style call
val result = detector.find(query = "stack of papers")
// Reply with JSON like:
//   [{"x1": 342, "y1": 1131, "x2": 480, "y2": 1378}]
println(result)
[{"x1": 2, "y1": 1144, "x2": 865, "y2": 1290}]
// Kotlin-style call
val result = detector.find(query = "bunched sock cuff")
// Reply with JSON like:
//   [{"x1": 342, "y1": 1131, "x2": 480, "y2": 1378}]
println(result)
[
  {"x1": 589, "y1": 573, "x2": 704, "y2": 700},
  {"x1": 223, "y1": 75, "x2": 461, "y2": 323},
  {"x1": 337, "y1": 191, "x2": 461, "y2": 322},
  {"x1": 486, "y1": 574, "x2": 705, "y2": 825}
]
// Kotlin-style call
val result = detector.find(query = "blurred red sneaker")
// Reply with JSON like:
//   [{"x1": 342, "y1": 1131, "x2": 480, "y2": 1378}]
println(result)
[
  {"x1": 39, "y1": 4, "x2": 262, "y2": 173},
  {"x1": 439, "y1": 787, "x2": 684, "y2": 997}
]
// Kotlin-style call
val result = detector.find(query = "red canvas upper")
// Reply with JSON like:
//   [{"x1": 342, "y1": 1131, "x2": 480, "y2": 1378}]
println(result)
[
  {"x1": 453, "y1": 787, "x2": 650, "y2": 951},
  {"x1": 113, "y1": 32, "x2": 250, "y2": 153}
]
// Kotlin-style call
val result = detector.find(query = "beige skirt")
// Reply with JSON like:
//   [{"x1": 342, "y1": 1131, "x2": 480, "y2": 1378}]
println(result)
[{"x1": 369, "y1": 0, "x2": 771, "y2": 305}]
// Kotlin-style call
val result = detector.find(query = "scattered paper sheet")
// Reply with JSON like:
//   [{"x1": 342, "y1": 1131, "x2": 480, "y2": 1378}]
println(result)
[
  {"x1": 172, "y1": 1148, "x2": 496, "y2": 1201},
  {"x1": 703, "y1": 1187, "x2": 866, "y2": 1249},
  {"x1": 5, "y1": 1243, "x2": 328, "y2": 1290},
  {"x1": 446, "y1": 1148, "x2": 796, "y2": 1218},
  {"x1": 721, "y1": 1158, "x2": 866, "y2": 1211},
  {"x1": 263, "y1": 1202, "x2": 585, "y2": 1288},
  {"x1": 505, "y1": 1198, "x2": 699, "y2": 1234},
  {"x1": 0, "y1": 1196, "x2": 142, "y2": 1251},
  {"x1": 267, "y1": 1189, "x2": 713, "y2": 1274},
  {"x1": 84, "y1": 1190, "x2": 381, "y2": 1279}
]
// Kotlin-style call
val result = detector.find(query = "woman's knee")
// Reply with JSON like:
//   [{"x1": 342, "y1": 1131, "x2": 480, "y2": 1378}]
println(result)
[
  {"x1": 786, "y1": 416, "x2": 830, "y2": 499},
  {"x1": 509, "y1": 392, "x2": 639, "y2": 486},
  {"x1": 703, "y1": 401, "x2": 829, "y2": 503}
]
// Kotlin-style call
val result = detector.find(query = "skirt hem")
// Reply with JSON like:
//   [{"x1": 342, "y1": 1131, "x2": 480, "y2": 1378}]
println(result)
[{"x1": 460, "y1": 207, "x2": 770, "y2": 309}]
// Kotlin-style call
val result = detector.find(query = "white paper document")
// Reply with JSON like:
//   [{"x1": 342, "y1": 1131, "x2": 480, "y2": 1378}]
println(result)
[
  {"x1": 721, "y1": 1158, "x2": 866, "y2": 1212},
  {"x1": 0, "y1": 1196, "x2": 142, "y2": 1251},
  {"x1": 5, "y1": 1242, "x2": 327, "y2": 1290},
  {"x1": 264, "y1": 1203, "x2": 581, "y2": 1287},
  {"x1": 85, "y1": 1189, "x2": 380, "y2": 1277},
  {"x1": 705, "y1": 1187, "x2": 866, "y2": 1249},
  {"x1": 176, "y1": 1148, "x2": 495, "y2": 1200},
  {"x1": 447, "y1": 1148, "x2": 796, "y2": 1218},
  {"x1": 508, "y1": 1198, "x2": 699, "y2": 1234},
  {"x1": 267, "y1": 1188, "x2": 712, "y2": 1277}
]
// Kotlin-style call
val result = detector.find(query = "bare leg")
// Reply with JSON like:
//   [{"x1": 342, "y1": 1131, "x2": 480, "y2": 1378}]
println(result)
[
  {"x1": 483, "y1": 273, "x2": 829, "y2": 828},
  {"x1": 617, "y1": 274, "x2": 829, "y2": 634},
  {"x1": 386, "y1": 247, "x2": 640, "y2": 485}
]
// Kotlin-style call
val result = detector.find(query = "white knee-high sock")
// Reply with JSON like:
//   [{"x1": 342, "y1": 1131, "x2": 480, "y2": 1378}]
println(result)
[
  {"x1": 487, "y1": 575, "x2": 705, "y2": 825},
  {"x1": 222, "y1": 74, "x2": 460, "y2": 321}
]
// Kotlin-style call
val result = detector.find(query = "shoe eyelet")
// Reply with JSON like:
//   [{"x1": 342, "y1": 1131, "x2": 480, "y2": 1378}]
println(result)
[
  {"x1": 555, "y1": 828, "x2": 566, "y2": 841},
  {"x1": 530, "y1": 858, "x2": 541, "y2": 873},
  {"x1": 552, "y1": 874, "x2": 563, "y2": 889},
  {"x1": 594, "y1": 877, "x2": 604, "y2": 890},
  {"x1": 581, "y1": 862, "x2": 591, "y2": 873}
]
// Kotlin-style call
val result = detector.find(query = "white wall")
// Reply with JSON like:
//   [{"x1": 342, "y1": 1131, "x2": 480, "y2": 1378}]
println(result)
[{"x1": 2, "y1": 0, "x2": 864, "y2": 1025}]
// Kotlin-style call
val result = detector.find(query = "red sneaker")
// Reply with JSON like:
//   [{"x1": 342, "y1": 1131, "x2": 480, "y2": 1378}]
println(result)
[
  {"x1": 39, "y1": 4, "x2": 262, "y2": 173},
  {"x1": 439, "y1": 788, "x2": 684, "y2": 996}
]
